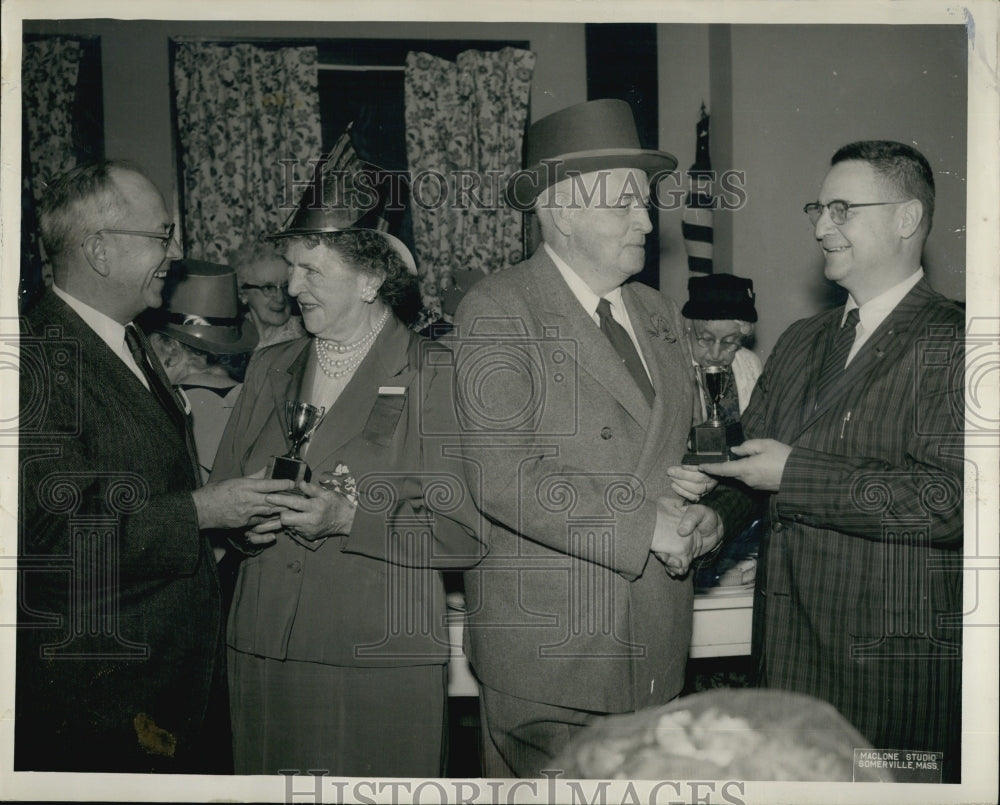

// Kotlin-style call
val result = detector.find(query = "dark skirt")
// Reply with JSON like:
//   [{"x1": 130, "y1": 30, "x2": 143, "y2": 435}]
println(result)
[{"x1": 229, "y1": 649, "x2": 447, "y2": 777}]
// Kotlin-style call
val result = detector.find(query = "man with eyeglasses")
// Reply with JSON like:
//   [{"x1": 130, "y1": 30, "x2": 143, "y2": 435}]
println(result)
[
  {"x1": 229, "y1": 238, "x2": 304, "y2": 350},
  {"x1": 16, "y1": 160, "x2": 295, "y2": 773},
  {"x1": 702, "y1": 141, "x2": 964, "y2": 782}
]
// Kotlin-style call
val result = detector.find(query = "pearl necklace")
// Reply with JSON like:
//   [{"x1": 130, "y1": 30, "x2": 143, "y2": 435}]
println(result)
[{"x1": 314, "y1": 309, "x2": 389, "y2": 379}]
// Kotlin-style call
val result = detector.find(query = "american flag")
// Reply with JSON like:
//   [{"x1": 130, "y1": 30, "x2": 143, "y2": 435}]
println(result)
[{"x1": 682, "y1": 104, "x2": 714, "y2": 274}]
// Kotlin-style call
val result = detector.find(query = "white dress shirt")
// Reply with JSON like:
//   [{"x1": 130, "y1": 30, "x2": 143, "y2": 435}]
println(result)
[
  {"x1": 843, "y1": 268, "x2": 924, "y2": 366},
  {"x1": 544, "y1": 242, "x2": 653, "y2": 379}
]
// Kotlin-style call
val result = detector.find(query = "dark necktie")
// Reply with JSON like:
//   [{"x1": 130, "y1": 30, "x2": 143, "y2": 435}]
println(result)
[
  {"x1": 815, "y1": 307, "x2": 860, "y2": 400},
  {"x1": 124, "y1": 324, "x2": 189, "y2": 434},
  {"x1": 596, "y1": 297, "x2": 655, "y2": 406}
]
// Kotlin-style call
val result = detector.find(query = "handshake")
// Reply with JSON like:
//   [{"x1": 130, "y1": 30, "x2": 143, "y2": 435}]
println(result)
[{"x1": 651, "y1": 499, "x2": 724, "y2": 577}]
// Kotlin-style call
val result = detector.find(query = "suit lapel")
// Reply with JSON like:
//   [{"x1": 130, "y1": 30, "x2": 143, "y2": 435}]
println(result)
[
  {"x1": 267, "y1": 340, "x2": 311, "y2": 453},
  {"x1": 624, "y1": 284, "x2": 694, "y2": 476},
  {"x1": 794, "y1": 279, "x2": 937, "y2": 438},
  {"x1": 529, "y1": 254, "x2": 651, "y2": 426},
  {"x1": 302, "y1": 318, "x2": 415, "y2": 470},
  {"x1": 38, "y1": 294, "x2": 202, "y2": 485}
]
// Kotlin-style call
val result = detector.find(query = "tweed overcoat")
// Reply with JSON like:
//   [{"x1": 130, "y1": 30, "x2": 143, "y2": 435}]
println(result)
[
  {"x1": 451, "y1": 249, "x2": 700, "y2": 714},
  {"x1": 710, "y1": 278, "x2": 964, "y2": 779},
  {"x1": 16, "y1": 291, "x2": 225, "y2": 773}
]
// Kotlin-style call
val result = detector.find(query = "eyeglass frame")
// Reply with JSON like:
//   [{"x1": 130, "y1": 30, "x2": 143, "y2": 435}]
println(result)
[
  {"x1": 689, "y1": 332, "x2": 743, "y2": 353},
  {"x1": 240, "y1": 281, "x2": 290, "y2": 297},
  {"x1": 87, "y1": 223, "x2": 177, "y2": 251},
  {"x1": 803, "y1": 199, "x2": 912, "y2": 226}
]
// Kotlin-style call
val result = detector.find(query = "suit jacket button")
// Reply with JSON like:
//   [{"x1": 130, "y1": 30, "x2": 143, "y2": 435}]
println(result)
[
  {"x1": 600, "y1": 427, "x2": 613, "y2": 440},
  {"x1": 287, "y1": 561, "x2": 302, "y2": 573},
  {"x1": 772, "y1": 522, "x2": 783, "y2": 532}
]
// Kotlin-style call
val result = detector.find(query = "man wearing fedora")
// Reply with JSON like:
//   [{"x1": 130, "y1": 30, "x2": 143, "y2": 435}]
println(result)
[
  {"x1": 16, "y1": 161, "x2": 294, "y2": 772},
  {"x1": 451, "y1": 99, "x2": 726, "y2": 776}
]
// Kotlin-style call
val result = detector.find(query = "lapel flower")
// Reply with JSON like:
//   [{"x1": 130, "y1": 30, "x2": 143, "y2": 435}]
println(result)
[{"x1": 648, "y1": 314, "x2": 677, "y2": 342}]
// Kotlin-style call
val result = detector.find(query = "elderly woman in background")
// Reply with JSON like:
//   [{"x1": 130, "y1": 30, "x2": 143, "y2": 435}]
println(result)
[
  {"x1": 210, "y1": 154, "x2": 481, "y2": 778},
  {"x1": 229, "y1": 237, "x2": 305, "y2": 350},
  {"x1": 669, "y1": 273, "x2": 763, "y2": 589},
  {"x1": 143, "y1": 259, "x2": 258, "y2": 482},
  {"x1": 682, "y1": 273, "x2": 762, "y2": 421}
]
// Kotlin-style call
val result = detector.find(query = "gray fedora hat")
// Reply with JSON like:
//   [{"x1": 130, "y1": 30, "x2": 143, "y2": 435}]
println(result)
[
  {"x1": 506, "y1": 98, "x2": 678, "y2": 210},
  {"x1": 157, "y1": 260, "x2": 258, "y2": 354}
]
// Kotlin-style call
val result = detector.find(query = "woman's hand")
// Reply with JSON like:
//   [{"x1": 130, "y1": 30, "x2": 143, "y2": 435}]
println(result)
[{"x1": 264, "y1": 479, "x2": 357, "y2": 542}]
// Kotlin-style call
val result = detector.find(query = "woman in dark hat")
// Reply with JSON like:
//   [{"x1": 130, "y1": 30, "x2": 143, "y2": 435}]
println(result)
[
  {"x1": 674, "y1": 272, "x2": 764, "y2": 590},
  {"x1": 681, "y1": 273, "x2": 762, "y2": 423},
  {"x1": 142, "y1": 259, "x2": 258, "y2": 483},
  {"x1": 209, "y1": 138, "x2": 482, "y2": 777}
]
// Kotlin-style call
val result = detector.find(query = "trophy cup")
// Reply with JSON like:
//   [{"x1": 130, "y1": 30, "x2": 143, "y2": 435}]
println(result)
[
  {"x1": 682, "y1": 365, "x2": 743, "y2": 464},
  {"x1": 267, "y1": 400, "x2": 326, "y2": 484}
]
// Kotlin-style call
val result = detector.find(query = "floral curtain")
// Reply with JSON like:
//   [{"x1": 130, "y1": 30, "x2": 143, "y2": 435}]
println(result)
[
  {"x1": 20, "y1": 37, "x2": 84, "y2": 309},
  {"x1": 23, "y1": 38, "x2": 83, "y2": 198},
  {"x1": 404, "y1": 47, "x2": 535, "y2": 319},
  {"x1": 173, "y1": 42, "x2": 323, "y2": 263}
]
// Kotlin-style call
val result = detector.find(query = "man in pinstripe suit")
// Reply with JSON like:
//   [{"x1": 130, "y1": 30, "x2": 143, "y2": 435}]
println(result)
[
  {"x1": 16, "y1": 161, "x2": 293, "y2": 772},
  {"x1": 705, "y1": 141, "x2": 964, "y2": 782}
]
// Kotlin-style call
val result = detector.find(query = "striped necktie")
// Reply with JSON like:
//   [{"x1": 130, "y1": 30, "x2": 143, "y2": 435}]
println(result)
[
  {"x1": 596, "y1": 298, "x2": 655, "y2": 406},
  {"x1": 125, "y1": 324, "x2": 201, "y2": 484},
  {"x1": 815, "y1": 307, "x2": 860, "y2": 400}
]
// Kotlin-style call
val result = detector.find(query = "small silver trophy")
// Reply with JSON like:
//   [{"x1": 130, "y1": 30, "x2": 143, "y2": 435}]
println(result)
[
  {"x1": 267, "y1": 400, "x2": 325, "y2": 484},
  {"x1": 682, "y1": 365, "x2": 742, "y2": 464}
]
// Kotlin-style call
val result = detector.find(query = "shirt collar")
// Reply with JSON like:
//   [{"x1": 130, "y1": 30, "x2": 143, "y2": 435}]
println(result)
[
  {"x1": 844, "y1": 268, "x2": 924, "y2": 330},
  {"x1": 544, "y1": 242, "x2": 624, "y2": 319},
  {"x1": 51, "y1": 283, "x2": 130, "y2": 349}
]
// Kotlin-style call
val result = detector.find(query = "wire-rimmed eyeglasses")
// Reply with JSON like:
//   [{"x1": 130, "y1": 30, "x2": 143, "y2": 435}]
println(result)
[
  {"x1": 89, "y1": 223, "x2": 176, "y2": 251},
  {"x1": 803, "y1": 199, "x2": 911, "y2": 226},
  {"x1": 241, "y1": 282, "x2": 289, "y2": 297},
  {"x1": 691, "y1": 333, "x2": 742, "y2": 353}
]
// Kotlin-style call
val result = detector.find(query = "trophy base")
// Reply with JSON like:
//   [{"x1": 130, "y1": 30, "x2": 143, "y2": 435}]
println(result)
[
  {"x1": 682, "y1": 451, "x2": 734, "y2": 464},
  {"x1": 682, "y1": 421, "x2": 744, "y2": 465},
  {"x1": 267, "y1": 455, "x2": 312, "y2": 487}
]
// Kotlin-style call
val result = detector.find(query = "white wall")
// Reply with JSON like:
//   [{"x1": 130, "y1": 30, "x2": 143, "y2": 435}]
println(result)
[{"x1": 725, "y1": 24, "x2": 967, "y2": 361}]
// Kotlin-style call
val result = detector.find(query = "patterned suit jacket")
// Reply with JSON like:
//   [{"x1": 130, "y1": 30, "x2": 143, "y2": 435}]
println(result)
[
  {"x1": 709, "y1": 277, "x2": 964, "y2": 780},
  {"x1": 16, "y1": 292, "x2": 225, "y2": 773},
  {"x1": 450, "y1": 248, "x2": 699, "y2": 713}
]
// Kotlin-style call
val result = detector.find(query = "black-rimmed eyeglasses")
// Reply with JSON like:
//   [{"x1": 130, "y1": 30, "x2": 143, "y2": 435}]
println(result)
[
  {"x1": 241, "y1": 282, "x2": 289, "y2": 297},
  {"x1": 803, "y1": 200, "x2": 911, "y2": 226},
  {"x1": 90, "y1": 223, "x2": 176, "y2": 251}
]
